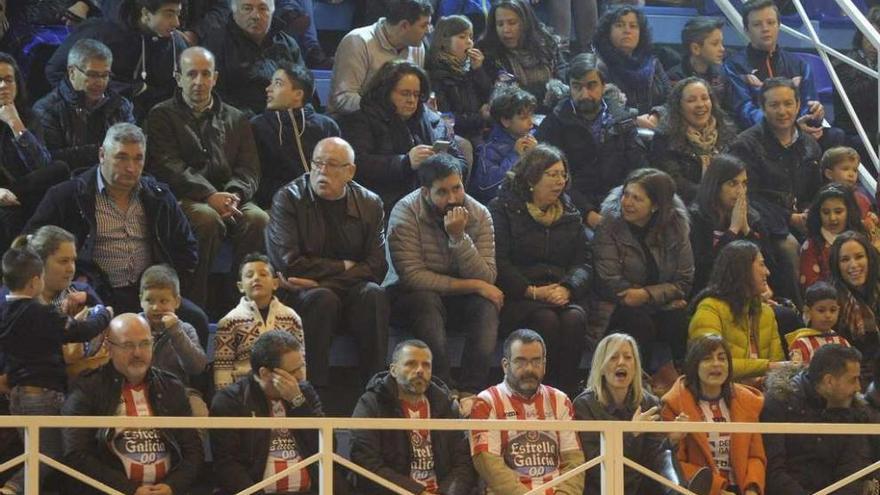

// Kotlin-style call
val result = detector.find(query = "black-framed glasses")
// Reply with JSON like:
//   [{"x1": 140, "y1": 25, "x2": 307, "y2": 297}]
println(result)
[
  {"x1": 73, "y1": 66, "x2": 111, "y2": 81},
  {"x1": 107, "y1": 339, "x2": 154, "y2": 352}
]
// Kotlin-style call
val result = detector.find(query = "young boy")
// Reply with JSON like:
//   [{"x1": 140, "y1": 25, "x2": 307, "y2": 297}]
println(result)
[
  {"x1": 469, "y1": 85, "x2": 537, "y2": 204},
  {"x1": 139, "y1": 264, "x2": 209, "y2": 415},
  {"x1": 667, "y1": 17, "x2": 731, "y2": 111},
  {"x1": 213, "y1": 253, "x2": 304, "y2": 390},
  {"x1": 0, "y1": 247, "x2": 112, "y2": 495},
  {"x1": 786, "y1": 281, "x2": 851, "y2": 364},
  {"x1": 822, "y1": 146, "x2": 876, "y2": 215}
]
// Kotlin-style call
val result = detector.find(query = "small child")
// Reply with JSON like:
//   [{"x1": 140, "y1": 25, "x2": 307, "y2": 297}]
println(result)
[
  {"x1": 470, "y1": 85, "x2": 537, "y2": 204},
  {"x1": 0, "y1": 247, "x2": 112, "y2": 495},
  {"x1": 786, "y1": 281, "x2": 851, "y2": 364},
  {"x1": 139, "y1": 264, "x2": 209, "y2": 415},
  {"x1": 822, "y1": 146, "x2": 878, "y2": 222},
  {"x1": 213, "y1": 253, "x2": 304, "y2": 390}
]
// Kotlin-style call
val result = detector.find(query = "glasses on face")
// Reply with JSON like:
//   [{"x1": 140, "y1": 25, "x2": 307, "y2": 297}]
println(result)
[
  {"x1": 311, "y1": 159, "x2": 351, "y2": 172},
  {"x1": 107, "y1": 339, "x2": 154, "y2": 352},
  {"x1": 511, "y1": 357, "x2": 545, "y2": 369},
  {"x1": 394, "y1": 89, "x2": 421, "y2": 101},
  {"x1": 74, "y1": 66, "x2": 111, "y2": 81},
  {"x1": 543, "y1": 170, "x2": 568, "y2": 181}
]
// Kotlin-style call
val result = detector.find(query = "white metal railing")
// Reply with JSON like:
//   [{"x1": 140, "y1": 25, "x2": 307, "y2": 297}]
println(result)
[
  {"x1": 2, "y1": 416, "x2": 880, "y2": 495},
  {"x1": 712, "y1": 0, "x2": 880, "y2": 187}
]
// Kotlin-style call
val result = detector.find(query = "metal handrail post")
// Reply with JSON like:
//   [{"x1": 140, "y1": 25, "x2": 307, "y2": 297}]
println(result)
[
  {"x1": 24, "y1": 425, "x2": 39, "y2": 495},
  {"x1": 319, "y1": 424, "x2": 334, "y2": 494}
]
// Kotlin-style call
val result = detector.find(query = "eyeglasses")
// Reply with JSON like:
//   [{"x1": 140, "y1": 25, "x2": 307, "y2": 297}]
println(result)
[
  {"x1": 543, "y1": 170, "x2": 568, "y2": 181},
  {"x1": 311, "y1": 159, "x2": 351, "y2": 172},
  {"x1": 74, "y1": 66, "x2": 111, "y2": 81},
  {"x1": 511, "y1": 357, "x2": 545, "y2": 369},
  {"x1": 393, "y1": 89, "x2": 421, "y2": 100},
  {"x1": 107, "y1": 339, "x2": 154, "y2": 352}
]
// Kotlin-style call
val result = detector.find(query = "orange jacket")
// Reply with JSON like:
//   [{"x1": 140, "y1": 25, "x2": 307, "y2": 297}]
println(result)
[{"x1": 661, "y1": 377, "x2": 766, "y2": 495}]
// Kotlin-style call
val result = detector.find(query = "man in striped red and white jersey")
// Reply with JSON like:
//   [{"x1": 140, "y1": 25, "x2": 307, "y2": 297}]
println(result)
[{"x1": 469, "y1": 329, "x2": 585, "y2": 495}]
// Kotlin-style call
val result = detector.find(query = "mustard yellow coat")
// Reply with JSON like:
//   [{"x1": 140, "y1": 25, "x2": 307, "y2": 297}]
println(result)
[{"x1": 689, "y1": 297, "x2": 785, "y2": 379}]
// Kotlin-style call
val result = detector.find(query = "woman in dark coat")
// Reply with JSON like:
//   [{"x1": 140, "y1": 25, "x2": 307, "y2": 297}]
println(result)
[
  {"x1": 652, "y1": 77, "x2": 737, "y2": 205},
  {"x1": 489, "y1": 144, "x2": 591, "y2": 395},
  {"x1": 340, "y1": 60, "x2": 465, "y2": 215}
]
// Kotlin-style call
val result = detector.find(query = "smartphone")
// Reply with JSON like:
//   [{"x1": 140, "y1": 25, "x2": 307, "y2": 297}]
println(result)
[{"x1": 433, "y1": 140, "x2": 451, "y2": 153}]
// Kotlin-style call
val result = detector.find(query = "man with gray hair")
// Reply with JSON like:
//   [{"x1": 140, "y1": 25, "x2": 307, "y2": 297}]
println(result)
[
  {"x1": 202, "y1": 0, "x2": 305, "y2": 115},
  {"x1": 33, "y1": 38, "x2": 135, "y2": 171},
  {"x1": 25, "y1": 123, "x2": 209, "y2": 346}
]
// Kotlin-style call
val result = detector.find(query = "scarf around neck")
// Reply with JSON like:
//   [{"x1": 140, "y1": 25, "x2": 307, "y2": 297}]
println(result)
[
  {"x1": 685, "y1": 115, "x2": 719, "y2": 172},
  {"x1": 527, "y1": 200, "x2": 563, "y2": 226}
]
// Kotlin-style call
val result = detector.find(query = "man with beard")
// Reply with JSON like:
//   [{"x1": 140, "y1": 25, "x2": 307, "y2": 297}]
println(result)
[
  {"x1": 385, "y1": 154, "x2": 501, "y2": 400},
  {"x1": 349, "y1": 339, "x2": 476, "y2": 494},
  {"x1": 469, "y1": 329, "x2": 585, "y2": 494},
  {"x1": 61, "y1": 314, "x2": 203, "y2": 495},
  {"x1": 536, "y1": 52, "x2": 647, "y2": 230}
]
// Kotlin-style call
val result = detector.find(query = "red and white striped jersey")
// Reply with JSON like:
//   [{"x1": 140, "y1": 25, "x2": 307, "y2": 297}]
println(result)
[
  {"x1": 469, "y1": 381, "x2": 580, "y2": 494},
  {"x1": 108, "y1": 383, "x2": 172, "y2": 485},
  {"x1": 263, "y1": 399, "x2": 311, "y2": 494},
  {"x1": 400, "y1": 398, "x2": 439, "y2": 493}
]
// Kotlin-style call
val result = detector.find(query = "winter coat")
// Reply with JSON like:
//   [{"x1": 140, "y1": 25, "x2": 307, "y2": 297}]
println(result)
[
  {"x1": 25, "y1": 166, "x2": 198, "y2": 301},
  {"x1": 340, "y1": 101, "x2": 463, "y2": 214},
  {"x1": 834, "y1": 49, "x2": 878, "y2": 149},
  {"x1": 470, "y1": 124, "x2": 520, "y2": 205},
  {"x1": 479, "y1": 43, "x2": 568, "y2": 111},
  {"x1": 727, "y1": 120, "x2": 822, "y2": 237},
  {"x1": 688, "y1": 297, "x2": 785, "y2": 380},
  {"x1": 761, "y1": 367, "x2": 877, "y2": 495},
  {"x1": 350, "y1": 372, "x2": 475, "y2": 495},
  {"x1": 666, "y1": 58, "x2": 734, "y2": 116},
  {"x1": 426, "y1": 59, "x2": 493, "y2": 140},
  {"x1": 661, "y1": 377, "x2": 766, "y2": 495},
  {"x1": 650, "y1": 120, "x2": 737, "y2": 205},
  {"x1": 145, "y1": 91, "x2": 261, "y2": 203},
  {"x1": 202, "y1": 15, "x2": 304, "y2": 115},
  {"x1": 250, "y1": 104, "x2": 340, "y2": 208},
  {"x1": 722, "y1": 44, "x2": 817, "y2": 129},
  {"x1": 536, "y1": 97, "x2": 647, "y2": 216},
  {"x1": 45, "y1": 19, "x2": 188, "y2": 121},
  {"x1": 799, "y1": 237, "x2": 831, "y2": 290},
  {"x1": 574, "y1": 388, "x2": 678, "y2": 495},
  {"x1": 61, "y1": 364, "x2": 203, "y2": 495},
  {"x1": 32, "y1": 76, "x2": 135, "y2": 171},
  {"x1": 265, "y1": 174, "x2": 387, "y2": 292},
  {"x1": 0, "y1": 119, "x2": 56, "y2": 213},
  {"x1": 209, "y1": 375, "x2": 347, "y2": 495},
  {"x1": 594, "y1": 37, "x2": 671, "y2": 114}
]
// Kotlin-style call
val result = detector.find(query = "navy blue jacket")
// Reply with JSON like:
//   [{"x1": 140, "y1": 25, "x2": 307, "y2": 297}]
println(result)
[
  {"x1": 469, "y1": 124, "x2": 520, "y2": 205},
  {"x1": 24, "y1": 166, "x2": 198, "y2": 300}
]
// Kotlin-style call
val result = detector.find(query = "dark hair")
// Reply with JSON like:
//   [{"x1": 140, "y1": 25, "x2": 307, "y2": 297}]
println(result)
[
  {"x1": 595, "y1": 6, "x2": 653, "y2": 60},
  {"x1": 12, "y1": 226, "x2": 76, "y2": 261},
  {"x1": 0, "y1": 53, "x2": 31, "y2": 124},
  {"x1": 692, "y1": 154, "x2": 748, "y2": 228},
  {"x1": 805, "y1": 281, "x2": 839, "y2": 307},
  {"x1": 805, "y1": 183, "x2": 866, "y2": 246},
  {"x1": 2, "y1": 247, "x2": 43, "y2": 291},
  {"x1": 617, "y1": 168, "x2": 679, "y2": 244},
  {"x1": 427, "y1": 15, "x2": 472, "y2": 67},
  {"x1": 417, "y1": 153, "x2": 463, "y2": 188},
  {"x1": 681, "y1": 16, "x2": 725, "y2": 50},
  {"x1": 829, "y1": 230, "x2": 880, "y2": 299},
  {"x1": 504, "y1": 144, "x2": 568, "y2": 198},
  {"x1": 658, "y1": 77, "x2": 734, "y2": 150},
  {"x1": 683, "y1": 335, "x2": 734, "y2": 402},
  {"x1": 139, "y1": 264, "x2": 180, "y2": 298},
  {"x1": 479, "y1": 0, "x2": 558, "y2": 66},
  {"x1": 693, "y1": 240, "x2": 763, "y2": 322},
  {"x1": 361, "y1": 60, "x2": 431, "y2": 119},
  {"x1": 759, "y1": 77, "x2": 799, "y2": 107},
  {"x1": 820, "y1": 146, "x2": 860, "y2": 172},
  {"x1": 391, "y1": 339, "x2": 432, "y2": 364},
  {"x1": 386, "y1": 0, "x2": 434, "y2": 25},
  {"x1": 741, "y1": 0, "x2": 779, "y2": 30},
  {"x1": 250, "y1": 330, "x2": 303, "y2": 373},
  {"x1": 119, "y1": 0, "x2": 182, "y2": 31},
  {"x1": 489, "y1": 84, "x2": 537, "y2": 123},
  {"x1": 503, "y1": 328, "x2": 546, "y2": 360},
  {"x1": 807, "y1": 343, "x2": 862, "y2": 385},
  {"x1": 276, "y1": 61, "x2": 315, "y2": 101},
  {"x1": 239, "y1": 252, "x2": 273, "y2": 279},
  {"x1": 568, "y1": 52, "x2": 605, "y2": 84},
  {"x1": 853, "y1": 5, "x2": 880, "y2": 50}
]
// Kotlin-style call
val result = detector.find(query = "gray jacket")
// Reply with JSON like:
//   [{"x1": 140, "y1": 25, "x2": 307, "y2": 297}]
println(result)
[
  {"x1": 328, "y1": 18, "x2": 426, "y2": 116},
  {"x1": 384, "y1": 189, "x2": 496, "y2": 292}
]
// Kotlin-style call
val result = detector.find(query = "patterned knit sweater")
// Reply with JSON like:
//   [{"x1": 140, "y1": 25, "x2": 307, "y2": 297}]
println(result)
[{"x1": 213, "y1": 296, "x2": 304, "y2": 390}]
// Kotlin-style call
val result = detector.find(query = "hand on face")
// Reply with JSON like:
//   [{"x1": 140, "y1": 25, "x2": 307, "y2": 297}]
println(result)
[
  {"x1": 0, "y1": 187, "x2": 19, "y2": 206},
  {"x1": 272, "y1": 368, "x2": 303, "y2": 403},
  {"x1": 443, "y1": 206, "x2": 469, "y2": 239}
]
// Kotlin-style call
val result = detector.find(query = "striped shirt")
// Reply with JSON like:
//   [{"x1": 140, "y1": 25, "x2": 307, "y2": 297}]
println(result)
[
  {"x1": 110, "y1": 383, "x2": 172, "y2": 484},
  {"x1": 263, "y1": 399, "x2": 310, "y2": 494},
  {"x1": 789, "y1": 332, "x2": 852, "y2": 364},
  {"x1": 469, "y1": 382, "x2": 580, "y2": 494},
  {"x1": 93, "y1": 168, "x2": 152, "y2": 288}
]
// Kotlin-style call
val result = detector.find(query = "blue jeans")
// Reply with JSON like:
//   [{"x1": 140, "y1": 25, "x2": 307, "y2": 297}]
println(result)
[
  {"x1": 5, "y1": 386, "x2": 64, "y2": 494},
  {"x1": 391, "y1": 290, "x2": 499, "y2": 393}
]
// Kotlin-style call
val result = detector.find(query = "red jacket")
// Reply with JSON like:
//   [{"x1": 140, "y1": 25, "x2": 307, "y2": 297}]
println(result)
[{"x1": 661, "y1": 377, "x2": 766, "y2": 495}]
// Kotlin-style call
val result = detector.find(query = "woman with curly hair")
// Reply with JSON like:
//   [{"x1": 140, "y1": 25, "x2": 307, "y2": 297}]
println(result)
[
  {"x1": 488, "y1": 144, "x2": 590, "y2": 395},
  {"x1": 594, "y1": 5, "x2": 671, "y2": 128},
  {"x1": 652, "y1": 77, "x2": 737, "y2": 205},
  {"x1": 478, "y1": 0, "x2": 568, "y2": 111},
  {"x1": 689, "y1": 240, "x2": 787, "y2": 382}
]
